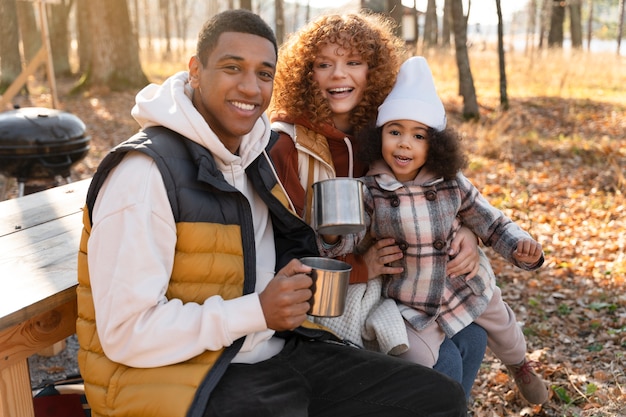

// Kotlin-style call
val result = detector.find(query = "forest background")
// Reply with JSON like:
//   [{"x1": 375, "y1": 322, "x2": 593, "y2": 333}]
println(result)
[{"x1": 1, "y1": 0, "x2": 625, "y2": 416}]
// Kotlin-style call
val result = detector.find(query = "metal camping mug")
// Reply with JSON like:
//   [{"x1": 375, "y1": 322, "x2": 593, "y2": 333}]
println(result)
[
  {"x1": 311, "y1": 178, "x2": 366, "y2": 235},
  {"x1": 301, "y1": 257, "x2": 352, "y2": 317}
]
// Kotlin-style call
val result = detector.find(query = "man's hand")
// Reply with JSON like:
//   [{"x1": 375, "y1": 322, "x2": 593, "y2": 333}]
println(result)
[
  {"x1": 362, "y1": 238, "x2": 404, "y2": 279},
  {"x1": 259, "y1": 259, "x2": 313, "y2": 331}
]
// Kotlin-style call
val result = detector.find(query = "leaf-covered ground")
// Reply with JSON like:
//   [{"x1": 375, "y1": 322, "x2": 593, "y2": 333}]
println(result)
[{"x1": 8, "y1": 50, "x2": 626, "y2": 416}]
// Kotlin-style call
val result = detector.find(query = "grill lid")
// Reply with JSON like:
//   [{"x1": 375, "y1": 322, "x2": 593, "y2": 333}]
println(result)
[{"x1": 0, "y1": 107, "x2": 89, "y2": 156}]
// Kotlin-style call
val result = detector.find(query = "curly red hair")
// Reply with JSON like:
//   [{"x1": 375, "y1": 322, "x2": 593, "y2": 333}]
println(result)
[{"x1": 269, "y1": 12, "x2": 407, "y2": 134}]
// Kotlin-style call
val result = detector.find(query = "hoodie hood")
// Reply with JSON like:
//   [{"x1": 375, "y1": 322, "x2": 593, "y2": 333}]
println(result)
[{"x1": 132, "y1": 71, "x2": 271, "y2": 170}]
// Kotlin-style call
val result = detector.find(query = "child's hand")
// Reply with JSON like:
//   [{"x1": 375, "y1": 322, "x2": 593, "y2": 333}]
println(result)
[{"x1": 513, "y1": 238, "x2": 543, "y2": 264}]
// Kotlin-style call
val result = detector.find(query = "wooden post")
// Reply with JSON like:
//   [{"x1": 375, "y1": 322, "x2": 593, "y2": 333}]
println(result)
[
  {"x1": 0, "y1": 0, "x2": 61, "y2": 110},
  {"x1": 37, "y1": 0, "x2": 59, "y2": 109}
]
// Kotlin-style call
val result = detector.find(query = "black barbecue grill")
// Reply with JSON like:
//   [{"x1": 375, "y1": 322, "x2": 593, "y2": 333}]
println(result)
[{"x1": 0, "y1": 107, "x2": 90, "y2": 197}]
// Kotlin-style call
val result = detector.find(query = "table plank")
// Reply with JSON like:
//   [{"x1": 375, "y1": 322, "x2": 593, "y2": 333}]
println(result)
[
  {"x1": 0, "y1": 178, "x2": 90, "y2": 237},
  {"x1": 0, "y1": 212, "x2": 82, "y2": 331}
]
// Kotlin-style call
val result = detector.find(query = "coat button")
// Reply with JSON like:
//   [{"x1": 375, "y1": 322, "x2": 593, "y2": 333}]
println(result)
[
  {"x1": 425, "y1": 190, "x2": 437, "y2": 201},
  {"x1": 433, "y1": 240, "x2": 445, "y2": 250},
  {"x1": 391, "y1": 197, "x2": 400, "y2": 207},
  {"x1": 398, "y1": 241, "x2": 408, "y2": 251}
]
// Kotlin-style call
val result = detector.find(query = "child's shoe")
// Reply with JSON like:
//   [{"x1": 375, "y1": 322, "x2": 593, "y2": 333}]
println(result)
[{"x1": 505, "y1": 358, "x2": 549, "y2": 404}]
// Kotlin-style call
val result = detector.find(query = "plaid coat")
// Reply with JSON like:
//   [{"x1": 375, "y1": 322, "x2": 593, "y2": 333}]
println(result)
[{"x1": 322, "y1": 160, "x2": 543, "y2": 337}]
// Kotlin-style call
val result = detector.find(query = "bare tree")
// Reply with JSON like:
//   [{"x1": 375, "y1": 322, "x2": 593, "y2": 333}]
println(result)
[
  {"x1": 275, "y1": 0, "x2": 284, "y2": 45},
  {"x1": 424, "y1": 0, "x2": 438, "y2": 47},
  {"x1": 618, "y1": 0, "x2": 625, "y2": 55},
  {"x1": 159, "y1": 0, "x2": 172, "y2": 58},
  {"x1": 441, "y1": 0, "x2": 453, "y2": 47},
  {"x1": 16, "y1": 0, "x2": 41, "y2": 62},
  {"x1": 538, "y1": 0, "x2": 552, "y2": 48},
  {"x1": 143, "y1": 0, "x2": 152, "y2": 53},
  {"x1": 496, "y1": 0, "x2": 508, "y2": 110},
  {"x1": 548, "y1": 0, "x2": 565, "y2": 47},
  {"x1": 569, "y1": 0, "x2": 583, "y2": 49},
  {"x1": 388, "y1": 0, "x2": 403, "y2": 38},
  {"x1": 76, "y1": 0, "x2": 91, "y2": 74},
  {"x1": 525, "y1": 0, "x2": 537, "y2": 54},
  {"x1": 83, "y1": 0, "x2": 148, "y2": 90},
  {"x1": 586, "y1": 0, "x2": 593, "y2": 51},
  {"x1": 129, "y1": 0, "x2": 139, "y2": 41},
  {"x1": 0, "y1": 0, "x2": 22, "y2": 94},
  {"x1": 172, "y1": 0, "x2": 194, "y2": 59},
  {"x1": 450, "y1": 0, "x2": 479, "y2": 120},
  {"x1": 47, "y1": 1, "x2": 73, "y2": 77}
]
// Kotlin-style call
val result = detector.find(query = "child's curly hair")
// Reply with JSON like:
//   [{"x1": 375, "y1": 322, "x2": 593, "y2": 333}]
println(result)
[
  {"x1": 269, "y1": 12, "x2": 407, "y2": 134},
  {"x1": 358, "y1": 126, "x2": 468, "y2": 180}
]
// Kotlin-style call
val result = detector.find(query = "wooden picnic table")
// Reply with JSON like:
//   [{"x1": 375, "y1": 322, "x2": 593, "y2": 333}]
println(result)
[{"x1": 0, "y1": 178, "x2": 90, "y2": 417}]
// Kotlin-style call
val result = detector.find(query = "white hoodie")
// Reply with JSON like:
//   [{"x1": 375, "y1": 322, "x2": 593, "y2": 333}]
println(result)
[{"x1": 87, "y1": 71, "x2": 284, "y2": 368}]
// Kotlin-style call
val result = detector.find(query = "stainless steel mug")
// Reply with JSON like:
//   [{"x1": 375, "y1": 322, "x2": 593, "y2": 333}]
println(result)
[
  {"x1": 301, "y1": 257, "x2": 352, "y2": 317},
  {"x1": 311, "y1": 178, "x2": 366, "y2": 235}
]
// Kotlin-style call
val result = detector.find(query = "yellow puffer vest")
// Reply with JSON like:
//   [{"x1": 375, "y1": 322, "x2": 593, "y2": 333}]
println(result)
[{"x1": 77, "y1": 127, "x2": 324, "y2": 417}]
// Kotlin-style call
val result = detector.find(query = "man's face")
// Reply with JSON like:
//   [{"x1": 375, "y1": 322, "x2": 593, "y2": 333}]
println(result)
[{"x1": 189, "y1": 32, "x2": 276, "y2": 153}]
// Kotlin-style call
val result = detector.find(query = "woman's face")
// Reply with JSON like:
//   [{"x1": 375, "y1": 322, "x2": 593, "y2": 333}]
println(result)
[
  {"x1": 381, "y1": 120, "x2": 430, "y2": 182},
  {"x1": 312, "y1": 43, "x2": 368, "y2": 132}
]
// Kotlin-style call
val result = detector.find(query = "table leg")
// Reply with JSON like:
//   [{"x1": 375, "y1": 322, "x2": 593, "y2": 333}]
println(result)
[{"x1": 0, "y1": 359, "x2": 34, "y2": 417}]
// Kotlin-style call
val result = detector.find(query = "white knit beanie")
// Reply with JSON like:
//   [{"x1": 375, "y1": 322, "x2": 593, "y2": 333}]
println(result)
[{"x1": 376, "y1": 56, "x2": 447, "y2": 131}]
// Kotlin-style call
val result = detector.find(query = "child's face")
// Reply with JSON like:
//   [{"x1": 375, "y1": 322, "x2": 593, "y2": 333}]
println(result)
[
  {"x1": 381, "y1": 120, "x2": 429, "y2": 182},
  {"x1": 312, "y1": 43, "x2": 368, "y2": 131}
]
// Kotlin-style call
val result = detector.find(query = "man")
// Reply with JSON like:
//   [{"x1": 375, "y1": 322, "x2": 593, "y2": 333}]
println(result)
[{"x1": 76, "y1": 9, "x2": 467, "y2": 417}]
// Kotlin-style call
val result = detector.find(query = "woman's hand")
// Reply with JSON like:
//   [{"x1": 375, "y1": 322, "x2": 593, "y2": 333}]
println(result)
[
  {"x1": 447, "y1": 226, "x2": 480, "y2": 279},
  {"x1": 362, "y1": 238, "x2": 404, "y2": 279}
]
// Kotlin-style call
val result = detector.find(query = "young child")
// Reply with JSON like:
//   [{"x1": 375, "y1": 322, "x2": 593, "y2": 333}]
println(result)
[{"x1": 319, "y1": 56, "x2": 550, "y2": 405}]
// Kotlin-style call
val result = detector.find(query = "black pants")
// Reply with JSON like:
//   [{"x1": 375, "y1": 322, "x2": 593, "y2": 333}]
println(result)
[{"x1": 205, "y1": 336, "x2": 466, "y2": 417}]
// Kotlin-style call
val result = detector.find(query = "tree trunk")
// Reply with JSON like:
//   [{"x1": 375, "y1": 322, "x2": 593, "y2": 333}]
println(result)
[
  {"x1": 548, "y1": 0, "x2": 565, "y2": 47},
  {"x1": 539, "y1": 0, "x2": 551, "y2": 48},
  {"x1": 441, "y1": 0, "x2": 452, "y2": 47},
  {"x1": 525, "y1": 0, "x2": 537, "y2": 54},
  {"x1": 159, "y1": 0, "x2": 171, "y2": 59},
  {"x1": 618, "y1": 0, "x2": 625, "y2": 55},
  {"x1": 143, "y1": 0, "x2": 152, "y2": 54},
  {"x1": 275, "y1": 0, "x2": 284, "y2": 45},
  {"x1": 388, "y1": 0, "x2": 403, "y2": 38},
  {"x1": 586, "y1": 0, "x2": 593, "y2": 51},
  {"x1": 76, "y1": 0, "x2": 91, "y2": 74},
  {"x1": 240, "y1": 0, "x2": 252, "y2": 10},
  {"x1": 172, "y1": 0, "x2": 192, "y2": 59},
  {"x1": 131, "y1": 0, "x2": 139, "y2": 43},
  {"x1": 424, "y1": 0, "x2": 439, "y2": 47},
  {"x1": 569, "y1": 0, "x2": 583, "y2": 49},
  {"x1": 450, "y1": 0, "x2": 479, "y2": 120},
  {"x1": 86, "y1": 0, "x2": 148, "y2": 90},
  {"x1": 0, "y1": 0, "x2": 23, "y2": 94},
  {"x1": 16, "y1": 1, "x2": 41, "y2": 62},
  {"x1": 496, "y1": 0, "x2": 508, "y2": 110},
  {"x1": 47, "y1": 1, "x2": 72, "y2": 77}
]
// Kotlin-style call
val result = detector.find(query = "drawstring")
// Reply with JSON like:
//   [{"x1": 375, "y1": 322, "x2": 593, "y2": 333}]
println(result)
[
  {"x1": 343, "y1": 137, "x2": 354, "y2": 178},
  {"x1": 229, "y1": 162, "x2": 236, "y2": 186}
]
